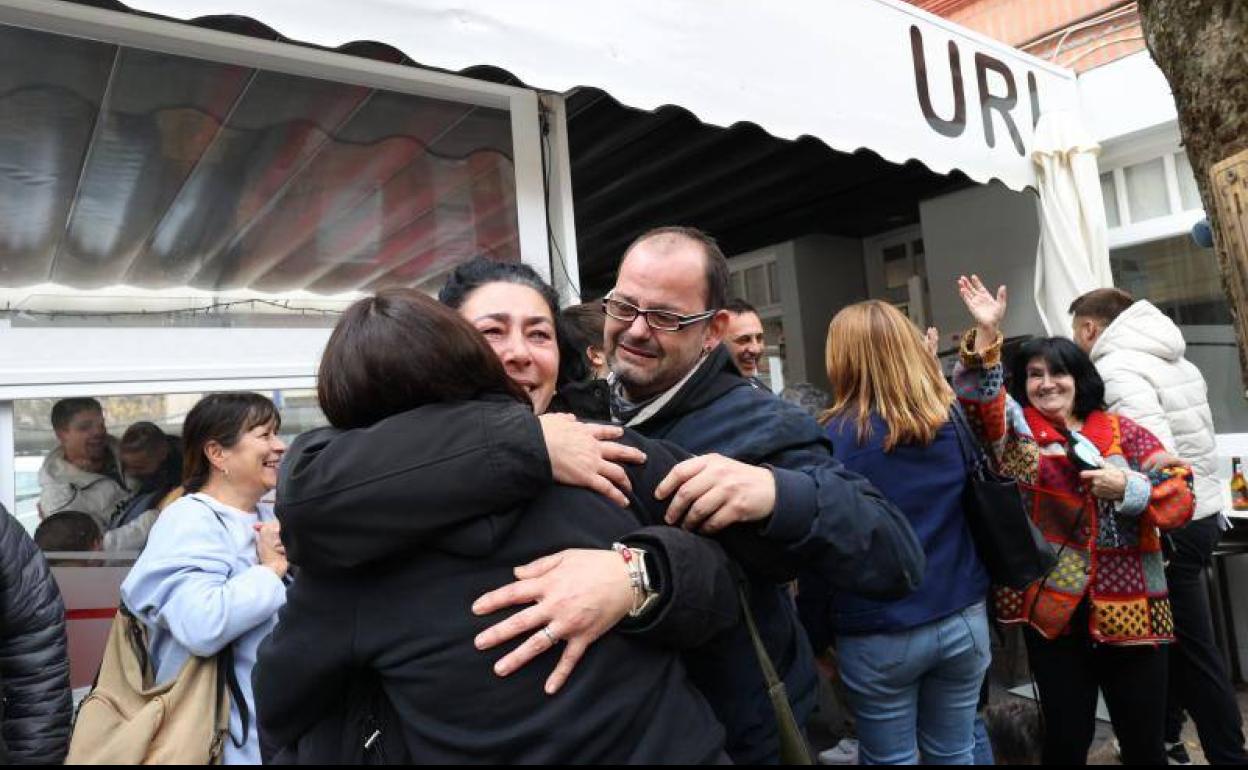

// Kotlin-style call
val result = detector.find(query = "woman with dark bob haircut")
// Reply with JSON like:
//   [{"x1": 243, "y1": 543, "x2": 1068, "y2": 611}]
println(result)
[
  {"x1": 254, "y1": 288, "x2": 732, "y2": 764},
  {"x1": 952, "y1": 275, "x2": 1194, "y2": 765}
]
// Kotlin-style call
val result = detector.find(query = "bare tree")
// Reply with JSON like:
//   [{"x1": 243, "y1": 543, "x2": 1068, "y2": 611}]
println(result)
[{"x1": 1139, "y1": 0, "x2": 1248, "y2": 384}]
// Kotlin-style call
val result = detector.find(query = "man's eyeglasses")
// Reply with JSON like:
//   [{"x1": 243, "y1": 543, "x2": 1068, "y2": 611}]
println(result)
[{"x1": 601, "y1": 296, "x2": 717, "y2": 332}]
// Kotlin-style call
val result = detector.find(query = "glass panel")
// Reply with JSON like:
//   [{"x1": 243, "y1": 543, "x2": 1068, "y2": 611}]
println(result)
[
  {"x1": 1123, "y1": 158, "x2": 1170, "y2": 222},
  {"x1": 730, "y1": 270, "x2": 746, "y2": 302},
  {"x1": 766, "y1": 261, "x2": 781, "y2": 305},
  {"x1": 0, "y1": 22, "x2": 518, "y2": 322},
  {"x1": 1110, "y1": 235, "x2": 1231, "y2": 325},
  {"x1": 745, "y1": 265, "x2": 767, "y2": 306},
  {"x1": 1100, "y1": 172, "x2": 1120, "y2": 228},
  {"x1": 1175, "y1": 152, "x2": 1203, "y2": 212},
  {"x1": 883, "y1": 243, "x2": 911, "y2": 289},
  {"x1": 13, "y1": 389, "x2": 327, "y2": 536},
  {"x1": 754, "y1": 316, "x2": 786, "y2": 392},
  {"x1": 17, "y1": 387, "x2": 324, "y2": 696}
]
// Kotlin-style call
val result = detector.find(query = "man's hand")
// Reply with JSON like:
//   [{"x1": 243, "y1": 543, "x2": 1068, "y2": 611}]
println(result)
[
  {"x1": 539, "y1": 413, "x2": 646, "y2": 507},
  {"x1": 655, "y1": 454, "x2": 776, "y2": 533},
  {"x1": 1081, "y1": 467, "x2": 1128, "y2": 501},
  {"x1": 472, "y1": 549, "x2": 633, "y2": 695}
]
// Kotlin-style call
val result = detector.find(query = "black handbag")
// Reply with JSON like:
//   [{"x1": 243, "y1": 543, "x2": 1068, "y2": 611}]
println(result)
[{"x1": 949, "y1": 403, "x2": 1056, "y2": 589}]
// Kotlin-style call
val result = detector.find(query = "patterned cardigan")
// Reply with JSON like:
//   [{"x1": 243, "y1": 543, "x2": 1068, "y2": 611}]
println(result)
[{"x1": 954, "y1": 330, "x2": 1194, "y2": 645}]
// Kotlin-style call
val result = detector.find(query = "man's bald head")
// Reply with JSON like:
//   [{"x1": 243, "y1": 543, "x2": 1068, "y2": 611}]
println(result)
[{"x1": 621, "y1": 226, "x2": 730, "y2": 312}]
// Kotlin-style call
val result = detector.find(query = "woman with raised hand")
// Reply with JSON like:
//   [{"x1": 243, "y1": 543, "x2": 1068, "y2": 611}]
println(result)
[{"x1": 953, "y1": 275, "x2": 1194, "y2": 766}]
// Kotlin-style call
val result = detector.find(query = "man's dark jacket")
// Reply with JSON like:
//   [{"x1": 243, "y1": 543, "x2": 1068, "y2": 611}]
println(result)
[
  {"x1": 0, "y1": 505, "x2": 73, "y2": 764},
  {"x1": 560, "y1": 345, "x2": 925, "y2": 764}
]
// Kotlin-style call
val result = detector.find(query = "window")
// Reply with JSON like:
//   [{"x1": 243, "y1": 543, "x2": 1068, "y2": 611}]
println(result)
[
  {"x1": 1110, "y1": 235, "x2": 1231, "y2": 325},
  {"x1": 1101, "y1": 149, "x2": 1204, "y2": 235},
  {"x1": 12, "y1": 389, "x2": 326, "y2": 535},
  {"x1": 1123, "y1": 158, "x2": 1170, "y2": 222},
  {"x1": 1100, "y1": 172, "x2": 1121, "y2": 228},
  {"x1": 728, "y1": 254, "x2": 782, "y2": 311}
]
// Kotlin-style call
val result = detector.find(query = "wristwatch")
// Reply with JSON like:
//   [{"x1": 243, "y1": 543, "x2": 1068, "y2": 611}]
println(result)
[{"x1": 612, "y1": 542, "x2": 662, "y2": 618}]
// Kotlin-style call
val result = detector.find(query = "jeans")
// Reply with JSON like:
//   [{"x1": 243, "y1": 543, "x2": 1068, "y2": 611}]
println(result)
[
  {"x1": 1163, "y1": 515, "x2": 1248, "y2": 764},
  {"x1": 837, "y1": 602, "x2": 991, "y2": 765},
  {"x1": 1024, "y1": 603, "x2": 1168, "y2": 765}
]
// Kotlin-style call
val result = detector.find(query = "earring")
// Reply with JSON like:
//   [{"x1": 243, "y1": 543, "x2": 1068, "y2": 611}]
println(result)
[{"x1": 223, "y1": 467, "x2": 230, "y2": 477}]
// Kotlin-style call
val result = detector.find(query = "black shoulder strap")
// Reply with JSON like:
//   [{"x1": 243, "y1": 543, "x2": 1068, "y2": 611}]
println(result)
[{"x1": 947, "y1": 402, "x2": 985, "y2": 469}]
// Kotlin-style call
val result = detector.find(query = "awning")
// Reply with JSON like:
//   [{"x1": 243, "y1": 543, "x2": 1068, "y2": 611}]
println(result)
[{"x1": 110, "y1": 0, "x2": 1078, "y2": 192}]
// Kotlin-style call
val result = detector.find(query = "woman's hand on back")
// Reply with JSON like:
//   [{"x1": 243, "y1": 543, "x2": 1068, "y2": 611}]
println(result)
[{"x1": 539, "y1": 413, "x2": 646, "y2": 507}]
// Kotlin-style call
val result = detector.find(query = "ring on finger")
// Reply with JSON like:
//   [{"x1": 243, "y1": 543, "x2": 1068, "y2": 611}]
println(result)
[{"x1": 541, "y1": 626, "x2": 559, "y2": 647}]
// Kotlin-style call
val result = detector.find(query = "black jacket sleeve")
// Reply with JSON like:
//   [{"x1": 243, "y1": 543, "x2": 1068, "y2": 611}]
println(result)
[
  {"x1": 0, "y1": 507, "x2": 72, "y2": 765},
  {"x1": 759, "y1": 432, "x2": 925, "y2": 599},
  {"x1": 608, "y1": 432, "x2": 741, "y2": 648},
  {"x1": 278, "y1": 398, "x2": 552, "y2": 571}
]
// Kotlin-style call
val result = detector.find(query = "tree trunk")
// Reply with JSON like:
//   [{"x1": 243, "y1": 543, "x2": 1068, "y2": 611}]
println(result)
[{"x1": 1138, "y1": 0, "x2": 1248, "y2": 389}]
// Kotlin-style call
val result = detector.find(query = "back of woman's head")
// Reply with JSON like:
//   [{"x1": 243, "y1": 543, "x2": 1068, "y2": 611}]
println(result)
[
  {"x1": 183, "y1": 393, "x2": 280, "y2": 493},
  {"x1": 821, "y1": 300, "x2": 953, "y2": 450},
  {"x1": 438, "y1": 256, "x2": 589, "y2": 384},
  {"x1": 1009, "y1": 336, "x2": 1105, "y2": 421},
  {"x1": 318, "y1": 287, "x2": 527, "y2": 430}
]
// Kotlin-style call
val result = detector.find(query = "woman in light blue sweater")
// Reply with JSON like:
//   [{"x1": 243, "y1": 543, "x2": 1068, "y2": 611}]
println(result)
[{"x1": 121, "y1": 393, "x2": 288, "y2": 764}]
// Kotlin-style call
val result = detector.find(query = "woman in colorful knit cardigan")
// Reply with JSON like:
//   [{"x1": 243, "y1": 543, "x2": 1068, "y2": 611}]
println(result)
[{"x1": 953, "y1": 275, "x2": 1194, "y2": 766}]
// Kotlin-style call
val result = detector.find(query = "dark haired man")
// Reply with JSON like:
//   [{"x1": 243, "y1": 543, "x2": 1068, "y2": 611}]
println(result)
[
  {"x1": 723, "y1": 297, "x2": 767, "y2": 384},
  {"x1": 1070, "y1": 287, "x2": 1247, "y2": 765}
]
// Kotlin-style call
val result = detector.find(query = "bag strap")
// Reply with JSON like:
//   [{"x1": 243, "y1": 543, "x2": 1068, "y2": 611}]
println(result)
[
  {"x1": 948, "y1": 402, "x2": 992, "y2": 473},
  {"x1": 734, "y1": 578, "x2": 812, "y2": 764},
  {"x1": 736, "y1": 582, "x2": 783, "y2": 691}
]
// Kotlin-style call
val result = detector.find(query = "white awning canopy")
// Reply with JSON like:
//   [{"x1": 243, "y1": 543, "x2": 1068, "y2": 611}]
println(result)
[{"x1": 108, "y1": 0, "x2": 1078, "y2": 191}]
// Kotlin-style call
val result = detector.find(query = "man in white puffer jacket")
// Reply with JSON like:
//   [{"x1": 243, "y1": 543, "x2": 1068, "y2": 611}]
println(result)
[{"x1": 1072, "y1": 288, "x2": 1248, "y2": 766}]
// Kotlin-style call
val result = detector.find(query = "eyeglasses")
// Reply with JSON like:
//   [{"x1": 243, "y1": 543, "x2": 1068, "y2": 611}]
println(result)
[{"x1": 601, "y1": 296, "x2": 717, "y2": 332}]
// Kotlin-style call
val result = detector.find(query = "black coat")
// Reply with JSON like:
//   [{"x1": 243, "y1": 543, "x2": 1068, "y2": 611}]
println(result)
[
  {"x1": 559, "y1": 346, "x2": 926, "y2": 763},
  {"x1": 258, "y1": 397, "x2": 733, "y2": 764},
  {"x1": 0, "y1": 506, "x2": 72, "y2": 764}
]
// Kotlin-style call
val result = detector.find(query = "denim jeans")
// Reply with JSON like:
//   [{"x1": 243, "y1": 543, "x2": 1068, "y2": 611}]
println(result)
[{"x1": 836, "y1": 602, "x2": 991, "y2": 765}]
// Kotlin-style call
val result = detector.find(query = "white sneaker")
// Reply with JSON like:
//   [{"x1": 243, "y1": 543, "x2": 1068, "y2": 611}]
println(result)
[{"x1": 818, "y1": 738, "x2": 859, "y2": 765}]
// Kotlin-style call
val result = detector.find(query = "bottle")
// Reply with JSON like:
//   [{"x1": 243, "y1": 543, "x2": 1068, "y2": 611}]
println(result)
[{"x1": 1231, "y1": 458, "x2": 1248, "y2": 511}]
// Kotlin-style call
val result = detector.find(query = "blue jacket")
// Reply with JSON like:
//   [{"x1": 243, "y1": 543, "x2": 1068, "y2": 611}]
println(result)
[
  {"x1": 819, "y1": 413, "x2": 990, "y2": 636},
  {"x1": 564, "y1": 346, "x2": 925, "y2": 763}
]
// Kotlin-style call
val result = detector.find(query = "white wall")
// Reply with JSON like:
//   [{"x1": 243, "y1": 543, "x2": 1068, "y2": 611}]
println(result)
[
  {"x1": 1078, "y1": 51, "x2": 1178, "y2": 146},
  {"x1": 920, "y1": 183, "x2": 1045, "y2": 347}
]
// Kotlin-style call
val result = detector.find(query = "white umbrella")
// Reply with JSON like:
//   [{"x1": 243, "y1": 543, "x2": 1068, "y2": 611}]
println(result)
[{"x1": 1031, "y1": 110, "x2": 1114, "y2": 336}]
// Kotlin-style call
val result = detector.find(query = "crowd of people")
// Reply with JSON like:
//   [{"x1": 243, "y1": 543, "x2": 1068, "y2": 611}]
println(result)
[{"x1": 0, "y1": 224, "x2": 1241, "y2": 765}]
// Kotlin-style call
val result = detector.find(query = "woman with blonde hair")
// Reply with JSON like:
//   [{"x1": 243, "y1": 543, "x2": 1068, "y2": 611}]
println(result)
[{"x1": 812, "y1": 300, "x2": 991, "y2": 765}]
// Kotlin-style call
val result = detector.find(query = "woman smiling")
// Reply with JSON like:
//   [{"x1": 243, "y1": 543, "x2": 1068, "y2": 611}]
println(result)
[{"x1": 953, "y1": 275, "x2": 1194, "y2": 766}]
